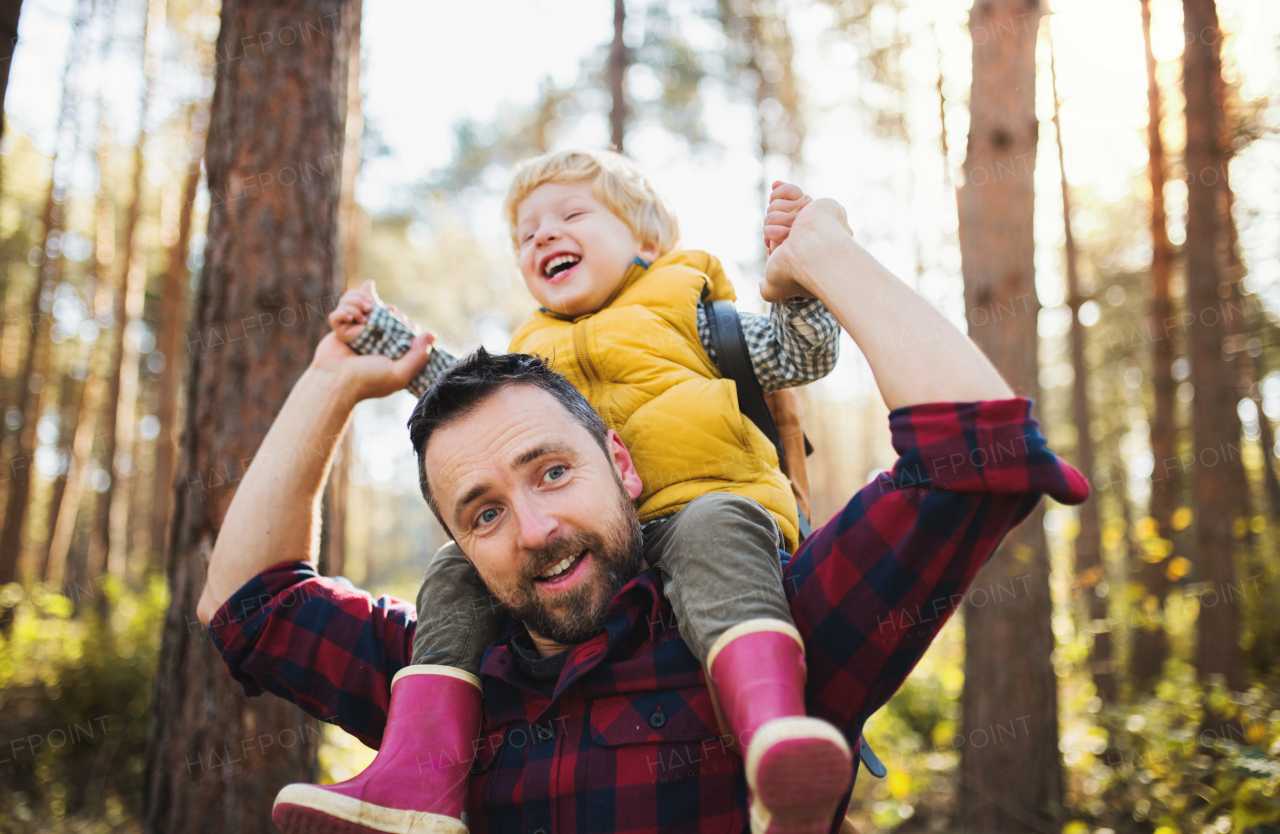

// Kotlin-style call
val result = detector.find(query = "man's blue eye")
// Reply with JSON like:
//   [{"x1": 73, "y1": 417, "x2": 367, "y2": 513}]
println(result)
[
  {"x1": 478, "y1": 509, "x2": 499, "y2": 525},
  {"x1": 545, "y1": 466, "x2": 565, "y2": 481}
]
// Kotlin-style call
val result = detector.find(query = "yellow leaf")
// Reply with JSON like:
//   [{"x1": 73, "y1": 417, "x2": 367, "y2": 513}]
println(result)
[
  {"x1": 889, "y1": 770, "x2": 912, "y2": 799},
  {"x1": 1251, "y1": 515, "x2": 1266, "y2": 534},
  {"x1": 1171, "y1": 507, "x2": 1193, "y2": 530},
  {"x1": 1136, "y1": 516, "x2": 1158, "y2": 538}
]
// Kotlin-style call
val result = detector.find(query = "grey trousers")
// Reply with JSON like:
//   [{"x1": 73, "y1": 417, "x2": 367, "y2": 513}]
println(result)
[{"x1": 411, "y1": 492, "x2": 796, "y2": 676}]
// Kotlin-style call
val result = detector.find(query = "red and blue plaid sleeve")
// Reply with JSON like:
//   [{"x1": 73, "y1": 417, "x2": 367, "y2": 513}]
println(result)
[
  {"x1": 786, "y1": 398, "x2": 1087, "y2": 742},
  {"x1": 209, "y1": 560, "x2": 416, "y2": 749}
]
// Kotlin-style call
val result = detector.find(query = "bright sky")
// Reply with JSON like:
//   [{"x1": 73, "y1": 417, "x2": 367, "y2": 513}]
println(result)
[{"x1": 8, "y1": 0, "x2": 1280, "y2": 419}]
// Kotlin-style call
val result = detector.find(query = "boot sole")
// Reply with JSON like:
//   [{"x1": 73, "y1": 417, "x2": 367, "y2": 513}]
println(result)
[
  {"x1": 747, "y1": 719, "x2": 853, "y2": 834},
  {"x1": 273, "y1": 784, "x2": 468, "y2": 834}
]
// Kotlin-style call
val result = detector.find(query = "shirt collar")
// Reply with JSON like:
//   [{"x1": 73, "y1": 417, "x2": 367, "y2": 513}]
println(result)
[{"x1": 479, "y1": 567, "x2": 669, "y2": 720}]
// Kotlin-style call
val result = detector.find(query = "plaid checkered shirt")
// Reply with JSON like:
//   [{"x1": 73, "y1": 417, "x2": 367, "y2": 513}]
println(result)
[
  {"x1": 209, "y1": 398, "x2": 1088, "y2": 834},
  {"x1": 349, "y1": 295, "x2": 840, "y2": 399}
]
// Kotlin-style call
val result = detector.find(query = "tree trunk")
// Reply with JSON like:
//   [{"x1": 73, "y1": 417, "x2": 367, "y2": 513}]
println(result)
[
  {"x1": 88, "y1": 0, "x2": 166, "y2": 582},
  {"x1": 142, "y1": 1, "x2": 358, "y2": 830},
  {"x1": 0, "y1": 0, "x2": 23, "y2": 144},
  {"x1": 149, "y1": 107, "x2": 205, "y2": 575},
  {"x1": 36, "y1": 370, "x2": 78, "y2": 578},
  {"x1": 1180, "y1": 0, "x2": 1245, "y2": 695},
  {"x1": 955, "y1": 3, "x2": 1060, "y2": 833},
  {"x1": 58, "y1": 120, "x2": 117, "y2": 595},
  {"x1": 1047, "y1": 31, "x2": 1112, "y2": 703},
  {"x1": 609, "y1": 0, "x2": 627, "y2": 153},
  {"x1": 1132, "y1": 0, "x2": 1178, "y2": 692}
]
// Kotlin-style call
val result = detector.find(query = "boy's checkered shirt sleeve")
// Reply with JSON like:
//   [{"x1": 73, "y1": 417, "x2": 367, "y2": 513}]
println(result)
[
  {"x1": 697, "y1": 298, "x2": 841, "y2": 394},
  {"x1": 347, "y1": 302, "x2": 458, "y2": 398}
]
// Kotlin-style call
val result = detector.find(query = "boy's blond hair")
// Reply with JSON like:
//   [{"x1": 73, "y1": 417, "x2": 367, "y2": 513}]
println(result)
[{"x1": 504, "y1": 149, "x2": 680, "y2": 256}]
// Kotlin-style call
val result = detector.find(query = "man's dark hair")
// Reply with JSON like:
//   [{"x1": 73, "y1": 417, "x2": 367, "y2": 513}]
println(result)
[{"x1": 407, "y1": 348, "x2": 610, "y2": 532}]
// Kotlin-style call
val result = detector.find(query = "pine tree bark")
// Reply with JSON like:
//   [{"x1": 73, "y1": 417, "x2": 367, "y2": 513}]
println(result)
[
  {"x1": 955, "y1": 3, "x2": 1060, "y2": 832},
  {"x1": 143, "y1": 1, "x2": 359, "y2": 830},
  {"x1": 1180, "y1": 0, "x2": 1245, "y2": 695},
  {"x1": 1048, "y1": 31, "x2": 1112, "y2": 702},
  {"x1": 1132, "y1": 0, "x2": 1178, "y2": 691},
  {"x1": 609, "y1": 0, "x2": 627, "y2": 153}
]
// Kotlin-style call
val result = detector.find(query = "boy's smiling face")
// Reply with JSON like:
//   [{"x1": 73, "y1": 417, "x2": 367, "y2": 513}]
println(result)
[{"x1": 516, "y1": 179, "x2": 660, "y2": 318}]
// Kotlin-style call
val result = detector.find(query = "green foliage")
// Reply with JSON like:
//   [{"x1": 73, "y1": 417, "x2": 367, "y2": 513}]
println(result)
[
  {"x1": 1065, "y1": 675, "x2": 1280, "y2": 833},
  {"x1": 0, "y1": 578, "x2": 166, "y2": 833}
]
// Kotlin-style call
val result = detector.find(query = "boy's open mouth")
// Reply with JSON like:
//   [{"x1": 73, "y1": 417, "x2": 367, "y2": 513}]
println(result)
[{"x1": 541, "y1": 253, "x2": 581, "y2": 281}]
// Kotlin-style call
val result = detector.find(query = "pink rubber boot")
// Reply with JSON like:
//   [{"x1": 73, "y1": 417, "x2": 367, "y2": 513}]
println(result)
[
  {"x1": 273, "y1": 666, "x2": 482, "y2": 834},
  {"x1": 707, "y1": 620, "x2": 853, "y2": 834}
]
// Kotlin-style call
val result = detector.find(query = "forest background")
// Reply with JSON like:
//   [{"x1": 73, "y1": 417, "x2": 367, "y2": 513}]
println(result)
[{"x1": 1, "y1": 0, "x2": 1279, "y2": 832}]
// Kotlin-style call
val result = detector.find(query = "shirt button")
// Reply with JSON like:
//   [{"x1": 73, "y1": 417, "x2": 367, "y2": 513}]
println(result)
[
  {"x1": 536, "y1": 722, "x2": 554, "y2": 742},
  {"x1": 533, "y1": 828, "x2": 548, "y2": 834},
  {"x1": 649, "y1": 707, "x2": 666, "y2": 728}
]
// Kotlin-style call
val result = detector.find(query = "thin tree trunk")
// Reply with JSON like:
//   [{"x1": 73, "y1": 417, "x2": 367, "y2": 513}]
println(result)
[
  {"x1": 1132, "y1": 0, "x2": 1178, "y2": 691},
  {"x1": 0, "y1": 0, "x2": 88, "y2": 585},
  {"x1": 932, "y1": 21, "x2": 952, "y2": 191},
  {"x1": 1180, "y1": 0, "x2": 1245, "y2": 695},
  {"x1": 58, "y1": 118, "x2": 118, "y2": 595},
  {"x1": 143, "y1": 1, "x2": 358, "y2": 830},
  {"x1": 609, "y1": 0, "x2": 627, "y2": 153},
  {"x1": 45, "y1": 365, "x2": 104, "y2": 585},
  {"x1": 148, "y1": 107, "x2": 204, "y2": 574},
  {"x1": 1048, "y1": 31, "x2": 1112, "y2": 702},
  {"x1": 956, "y1": 4, "x2": 1060, "y2": 833},
  {"x1": 37, "y1": 370, "x2": 79, "y2": 578},
  {"x1": 88, "y1": 0, "x2": 165, "y2": 581},
  {"x1": 0, "y1": 1, "x2": 23, "y2": 144}
]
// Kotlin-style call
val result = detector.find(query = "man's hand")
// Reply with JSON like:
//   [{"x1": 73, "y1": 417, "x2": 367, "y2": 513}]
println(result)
[
  {"x1": 761, "y1": 196, "x2": 852, "y2": 303},
  {"x1": 313, "y1": 330, "x2": 436, "y2": 404}
]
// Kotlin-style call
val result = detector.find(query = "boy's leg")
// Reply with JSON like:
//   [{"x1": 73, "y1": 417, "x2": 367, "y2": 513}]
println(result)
[
  {"x1": 645, "y1": 492, "x2": 852, "y2": 834},
  {"x1": 643, "y1": 492, "x2": 792, "y2": 664},
  {"x1": 274, "y1": 541, "x2": 502, "y2": 834},
  {"x1": 412, "y1": 541, "x2": 507, "y2": 676}
]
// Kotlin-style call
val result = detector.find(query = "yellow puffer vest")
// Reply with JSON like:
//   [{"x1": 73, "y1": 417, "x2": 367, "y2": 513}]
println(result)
[{"x1": 509, "y1": 250, "x2": 800, "y2": 551}]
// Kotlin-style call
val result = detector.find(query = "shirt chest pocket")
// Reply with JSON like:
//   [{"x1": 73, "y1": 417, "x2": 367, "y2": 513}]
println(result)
[{"x1": 587, "y1": 686, "x2": 744, "y2": 834}]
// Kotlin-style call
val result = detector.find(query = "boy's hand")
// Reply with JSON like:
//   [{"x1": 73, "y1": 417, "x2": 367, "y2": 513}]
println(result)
[
  {"x1": 763, "y1": 181, "x2": 813, "y2": 255},
  {"x1": 329, "y1": 281, "x2": 375, "y2": 343},
  {"x1": 762, "y1": 197, "x2": 854, "y2": 303},
  {"x1": 329, "y1": 280, "x2": 418, "y2": 344}
]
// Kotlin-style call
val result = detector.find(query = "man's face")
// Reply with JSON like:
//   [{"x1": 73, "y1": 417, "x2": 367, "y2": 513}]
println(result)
[
  {"x1": 424, "y1": 384, "x2": 646, "y2": 649},
  {"x1": 514, "y1": 179, "x2": 660, "y2": 318}
]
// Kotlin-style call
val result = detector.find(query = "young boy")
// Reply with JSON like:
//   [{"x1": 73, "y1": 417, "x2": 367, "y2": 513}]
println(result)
[{"x1": 275, "y1": 151, "x2": 847, "y2": 834}]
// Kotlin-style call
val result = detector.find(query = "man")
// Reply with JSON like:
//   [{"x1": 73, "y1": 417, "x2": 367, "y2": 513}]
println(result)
[{"x1": 198, "y1": 198, "x2": 1088, "y2": 834}]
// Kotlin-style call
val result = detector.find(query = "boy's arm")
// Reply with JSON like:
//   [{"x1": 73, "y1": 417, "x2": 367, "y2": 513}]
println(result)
[
  {"x1": 696, "y1": 300, "x2": 840, "y2": 394},
  {"x1": 348, "y1": 300, "x2": 459, "y2": 398}
]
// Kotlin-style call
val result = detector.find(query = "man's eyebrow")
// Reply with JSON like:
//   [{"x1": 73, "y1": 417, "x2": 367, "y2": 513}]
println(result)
[
  {"x1": 452, "y1": 482, "x2": 493, "y2": 525},
  {"x1": 514, "y1": 443, "x2": 574, "y2": 468}
]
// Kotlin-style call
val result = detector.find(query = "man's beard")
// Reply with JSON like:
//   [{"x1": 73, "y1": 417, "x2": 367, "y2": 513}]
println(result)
[{"x1": 498, "y1": 479, "x2": 643, "y2": 647}]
